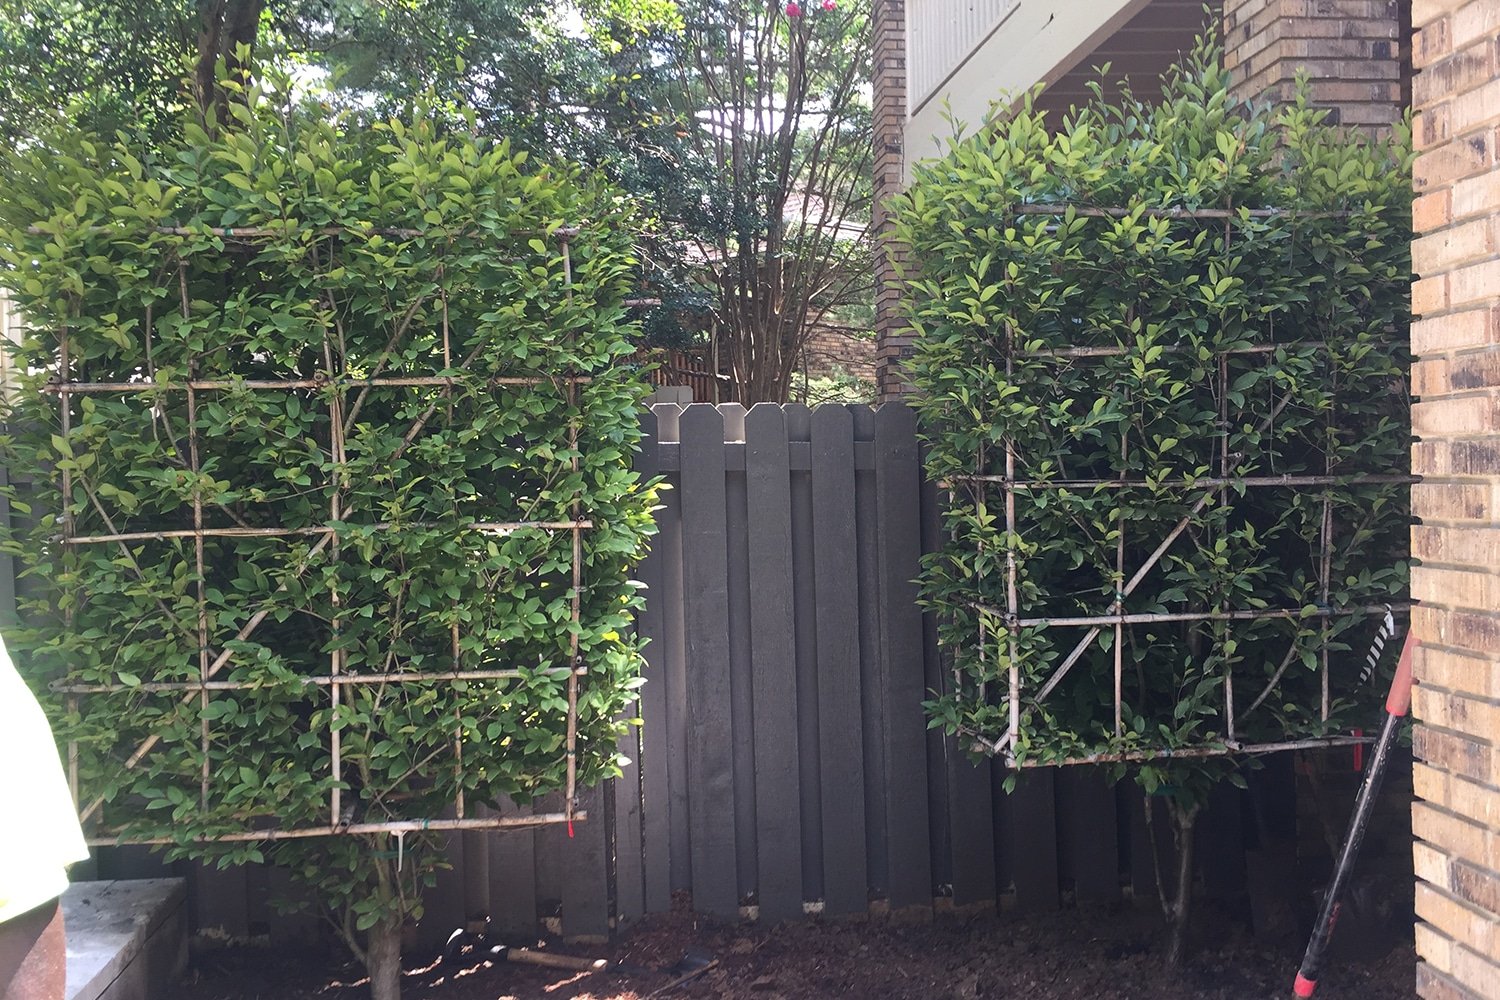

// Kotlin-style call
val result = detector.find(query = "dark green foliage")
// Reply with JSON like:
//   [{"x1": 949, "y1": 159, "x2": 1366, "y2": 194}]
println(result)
[
  {"x1": 895, "y1": 41, "x2": 1412, "y2": 773},
  {"x1": 0, "y1": 75, "x2": 654, "y2": 963}
]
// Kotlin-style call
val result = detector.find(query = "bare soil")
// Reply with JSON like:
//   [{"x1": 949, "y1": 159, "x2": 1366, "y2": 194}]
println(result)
[{"x1": 174, "y1": 903, "x2": 1414, "y2": 1000}]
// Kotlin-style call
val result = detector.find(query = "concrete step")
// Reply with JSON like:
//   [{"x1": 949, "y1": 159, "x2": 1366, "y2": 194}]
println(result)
[{"x1": 63, "y1": 879, "x2": 187, "y2": 1000}]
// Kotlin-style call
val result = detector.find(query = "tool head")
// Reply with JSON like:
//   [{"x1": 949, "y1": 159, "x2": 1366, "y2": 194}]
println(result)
[{"x1": 1293, "y1": 972, "x2": 1317, "y2": 997}]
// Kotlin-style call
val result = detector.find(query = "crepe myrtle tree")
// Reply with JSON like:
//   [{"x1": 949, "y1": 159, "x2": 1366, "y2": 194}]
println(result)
[
  {"x1": 0, "y1": 73, "x2": 656, "y2": 1000},
  {"x1": 896, "y1": 36, "x2": 1410, "y2": 965}
]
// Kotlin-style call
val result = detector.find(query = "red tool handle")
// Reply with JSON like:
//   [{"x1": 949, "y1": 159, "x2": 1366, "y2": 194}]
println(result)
[{"x1": 1385, "y1": 635, "x2": 1416, "y2": 717}]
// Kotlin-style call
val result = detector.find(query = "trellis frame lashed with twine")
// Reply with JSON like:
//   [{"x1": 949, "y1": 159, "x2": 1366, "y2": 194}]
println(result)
[
  {"x1": 32, "y1": 220, "x2": 629, "y2": 846},
  {"x1": 898, "y1": 45, "x2": 1413, "y2": 773}
]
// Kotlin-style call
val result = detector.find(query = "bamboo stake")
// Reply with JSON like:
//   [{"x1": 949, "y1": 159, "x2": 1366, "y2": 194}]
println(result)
[
  {"x1": 562, "y1": 234, "x2": 582, "y2": 825},
  {"x1": 325, "y1": 317, "x2": 345, "y2": 827},
  {"x1": 48, "y1": 375, "x2": 590, "y2": 394},
  {"x1": 947, "y1": 474, "x2": 1416, "y2": 489},
  {"x1": 1009, "y1": 204, "x2": 1349, "y2": 220},
  {"x1": 58, "y1": 319, "x2": 79, "y2": 807},
  {"x1": 1114, "y1": 415, "x2": 1126, "y2": 738},
  {"x1": 1005, "y1": 326, "x2": 1021, "y2": 755},
  {"x1": 51, "y1": 665, "x2": 589, "y2": 694},
  {"x1": 180, "y1": 262, "x2": 212, "y2": 813},
  {"x1": 1020, "y1": 735, "x2": 1370, "y2": 769},
  {"x1": 1028, "y1": 395, "x2": 1295, "y2": 707},
  {"x1": 1022, "y1": 342, "x2": 1326, "y2": 359},
  {"x1": 28, "y1": 223, "x2": 583, "y2": 240},
  {"x1": 61, "y1": 521, "x2": 592, "y2": 546},
  {"x1": 85, "y1": 810, "x2": 591, "y2": 847},
  {"x1": 982, "y1": 603, "x2": 1407, "y2": 629}
]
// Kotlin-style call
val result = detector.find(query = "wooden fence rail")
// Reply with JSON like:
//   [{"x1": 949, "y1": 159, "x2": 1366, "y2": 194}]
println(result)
[{"x1": 55, "y1": 402, "x2": 1295, "y2": 946}]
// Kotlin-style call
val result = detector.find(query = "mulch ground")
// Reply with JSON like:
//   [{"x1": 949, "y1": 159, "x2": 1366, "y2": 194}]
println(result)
[{"x1": 174, "y1": 903, "x2": 1415, "y2": 1000}]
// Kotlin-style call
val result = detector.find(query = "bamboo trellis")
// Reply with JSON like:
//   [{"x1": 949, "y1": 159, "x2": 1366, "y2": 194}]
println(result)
[
  {"x1": 46, "y1": 224, "x2": 598, "y2": 845},
  {"x1": 954, "y1": 203, "x2": 1413, "y2": 768}
]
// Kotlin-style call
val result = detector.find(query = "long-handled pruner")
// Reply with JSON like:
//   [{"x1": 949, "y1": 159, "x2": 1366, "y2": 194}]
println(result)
[{"x1": 1292, "y1": 633, "x2": 1417, "y2": 997}]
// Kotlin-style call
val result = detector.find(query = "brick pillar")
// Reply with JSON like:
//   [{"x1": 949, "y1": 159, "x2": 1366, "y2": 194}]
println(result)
[
  {"x1": 1223, "y1": 0, "x2": 1406, "y2": 130},
  {"x1": 1408, "y1": 2, "x2": 1500, "y2": 998},
  {"x1": 872, "y1": 0, "x2": 911, "y2": 401}
]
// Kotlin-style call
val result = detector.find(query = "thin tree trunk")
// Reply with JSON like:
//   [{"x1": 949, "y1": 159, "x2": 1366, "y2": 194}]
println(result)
[
  {"x1": 366, "y1": 917, "x2": 404, "y2": 1000},
  {"x1": 1163, "y1": 800, "x2": 1200, "y2": 968}
]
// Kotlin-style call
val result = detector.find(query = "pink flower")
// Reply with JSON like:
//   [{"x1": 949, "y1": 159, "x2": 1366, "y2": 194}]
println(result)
[
  {"x1": 821, "y1": 0, "x2": 835, "y2": 9},
  {"x1": 785, "y1": 1, "x2": 801, "y2": 15}
]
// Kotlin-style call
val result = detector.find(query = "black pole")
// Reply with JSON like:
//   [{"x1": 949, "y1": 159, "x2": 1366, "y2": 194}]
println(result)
[{"x1": 1293, "y1": 634, "x2": 1416, "y2": 998}]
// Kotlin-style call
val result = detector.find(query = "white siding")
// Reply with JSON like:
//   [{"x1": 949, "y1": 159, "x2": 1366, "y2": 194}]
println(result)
[{"x1": 909, "y1": 0, "x2": 1021, "y2": 111}]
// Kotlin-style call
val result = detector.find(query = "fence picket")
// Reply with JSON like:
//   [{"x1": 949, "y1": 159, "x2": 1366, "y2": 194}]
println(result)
[
  {"x1": 559, "y1": 783, "x2": 610, "y2": 940},
  {"x1": 811, "y1": 404, "x2": 867, "y2": 915},
  {"x1": 1003, "y1": 769, "x2": 1060, "y2": 910},
  {"x1": 679, "y1": 404, "x2": 739, "y2": 916},
  {"x1": 852, "y1": 405, "x2": 887, "y2": 901},
  {"x1": 874, "y1": 404, "x2": 933, "y2": 911},
  {"x1": 745, "y1": 403, "x2": 804, "y2": 923},
  {"x1": 722, "y1": 404, "x2": 759, "y2": 905},
  {"x1": 633, "y1": 404, "x2": 669, "y2": 917},
  {"x1": 785, "y1": 404, "x2": 823, "y2": 906},
  {"x1": 488, "y1": 798, "x2": 538, "y2": 940},
  {"x1": 652, "y1": 404, "x2": 693, "y2": 899},
  {"x1": 1057, "y1": 768, "x2": 1119, "y2": 902}
]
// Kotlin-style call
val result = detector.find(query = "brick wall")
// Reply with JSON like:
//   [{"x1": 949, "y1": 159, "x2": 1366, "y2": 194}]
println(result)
[
  {"x1": 872, "y1": 0, "x2": 912, "y2": 401},
  {"x1": 797, "y1": 325, "x2": 876, "y2": 383},
  {"x1": 1223, "y1": 0, "x2": 1406, "y2": 128},
  {"x1": 1409, "y1": 1, "x2": 1500, "y2": 997}
]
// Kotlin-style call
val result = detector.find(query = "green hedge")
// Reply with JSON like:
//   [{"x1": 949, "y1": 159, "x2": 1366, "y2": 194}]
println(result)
[
  {"x1": 0, "y1": 79, "x2": 654, "y2": 943},
  {"x1": 894, "y1": 41, "x2": 1412, "y2": 768}
]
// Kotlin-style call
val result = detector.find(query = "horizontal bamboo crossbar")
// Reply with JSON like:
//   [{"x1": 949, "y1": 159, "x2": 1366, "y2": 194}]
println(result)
[
  {"x1": 52, "y1": 666, "x2": 585, "y2": 694},
  {"x1": 1010, "y1": 204, "x2": 1350, "y2": 220},
  {"x1": 1004, "y1": 602, "x2": 1409, "y2": 629},
  {"x1": 1003, "y1": 735, "x2": 1370, "y2": 768},
  {"x1": 46, "y1": 375, "x2": 591, "y2": 394},
  {"x1": 63, "y1": 521, "x2": 591, "y2": 546},
  {"x1": 85, "y1": 811, "x2": 587, "y2": 847},
  {"x1": 1020, "y1": 342, "x2": 1329, "y2": 358},
  {"x1": 948, "y1": 474, "x2": 1418, "y2": 489},
  {"x1": 29, "y1": 224, "x2": 582, "y2": 240}
]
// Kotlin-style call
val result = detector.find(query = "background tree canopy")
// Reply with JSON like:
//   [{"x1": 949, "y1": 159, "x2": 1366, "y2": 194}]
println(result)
[{"x1": 1, "y1": 0, "x2": 875, "y2": 388}]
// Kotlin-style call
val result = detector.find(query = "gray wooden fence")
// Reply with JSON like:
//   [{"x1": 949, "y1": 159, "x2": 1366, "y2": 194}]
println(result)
[{"x1": 74, "y1": 402, "x2": 1289, "y2": 947}]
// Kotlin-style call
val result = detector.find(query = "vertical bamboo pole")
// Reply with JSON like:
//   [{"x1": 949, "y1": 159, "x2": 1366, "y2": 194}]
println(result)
[
  {"x1": 440, "y1": 258, "x2": 465, "y2": 820},
  {"x1": 59, "y1": 320, "x2": 78, "y2": 804},
  {"x1": 1319, "y1": 498, "x2": 1332, "y2": 722},
  {"x1": 1219, "y1": 208, "x2": 1234, "y2": 741},
  {"x1": 1005, "y1": 323, "x2": 1020, "y2": 758},
  {"x1": 562, "y1": 234, "x2": 582, "y2": 821},
  {"x1": 181, "y1": 265, "x2": 211, "y2": 811},
  {"x1": 1114, "y1": 418, "x2": 1126, "y2": 738},
  {"x1": 323, "y1": 258, "x2": 345, "y2": 827}
]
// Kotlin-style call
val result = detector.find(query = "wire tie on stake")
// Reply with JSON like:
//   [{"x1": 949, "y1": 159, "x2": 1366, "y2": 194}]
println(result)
[{"x1": 396, "y1": 830, "x2": 405, "y2": 872}]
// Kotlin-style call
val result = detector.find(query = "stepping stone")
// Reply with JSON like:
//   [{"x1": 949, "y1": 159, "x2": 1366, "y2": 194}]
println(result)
[{"x1": 62, "y1": 879, "x2": 187, "y2": 1000}]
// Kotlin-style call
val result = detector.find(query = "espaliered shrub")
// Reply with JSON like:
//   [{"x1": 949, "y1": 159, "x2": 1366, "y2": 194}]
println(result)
[
  {"x1": 894, "y1": 39, "x2": 1410, "y2": 960},
  {"x1": 0, "y1": 76, "x2": 654, "y2": 999}
]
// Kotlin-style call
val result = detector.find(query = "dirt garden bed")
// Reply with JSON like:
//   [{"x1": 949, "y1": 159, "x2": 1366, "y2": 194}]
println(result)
[{"x1": 174, "y1": 901, "x2": 1414, "y2": 1000}]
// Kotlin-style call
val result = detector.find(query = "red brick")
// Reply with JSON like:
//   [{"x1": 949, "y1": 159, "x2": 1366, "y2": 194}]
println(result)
[
  {"x1": 1415, "y1": 728, "x2": 1500, "y2": 786},
  {"x1": 1453, "y1": 170, "x2": 1500, "y2": 222},
  {"x1": 1418, "y1": 17, "x2": 1455, "y2": 70},
  {"x1": 1412, "y1": 482, "x2": 1492, "y2": 521},
  {"x1": 1416, "y1": 41, "x2": 1500, "y2": 108},
  {"x1": 1416, "y1": 642, "x2": 1500, "y2": 699},
  {"x1": 1413, "y1": 310, "x2": 1494, "y2": 353},
  {"x1": 1414, "y1": 217, "x2": 1499, "y2": 273},
  {"x1": 1417, "y1": 961, "x2": 1484, "y2": 1000},
  {"x1": 1416, "y1": 133, "x2": 1494, "y2": 191},
  {"x1": 1414, "y1": 395, "x2": 1500, "y2": 435},
  {"x1": 1416, "y1": 189, "x2": 1456, "y2": 233},
  {"x1": 1451, "y1": 1, "x2": 1500, "y2": 53}
]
